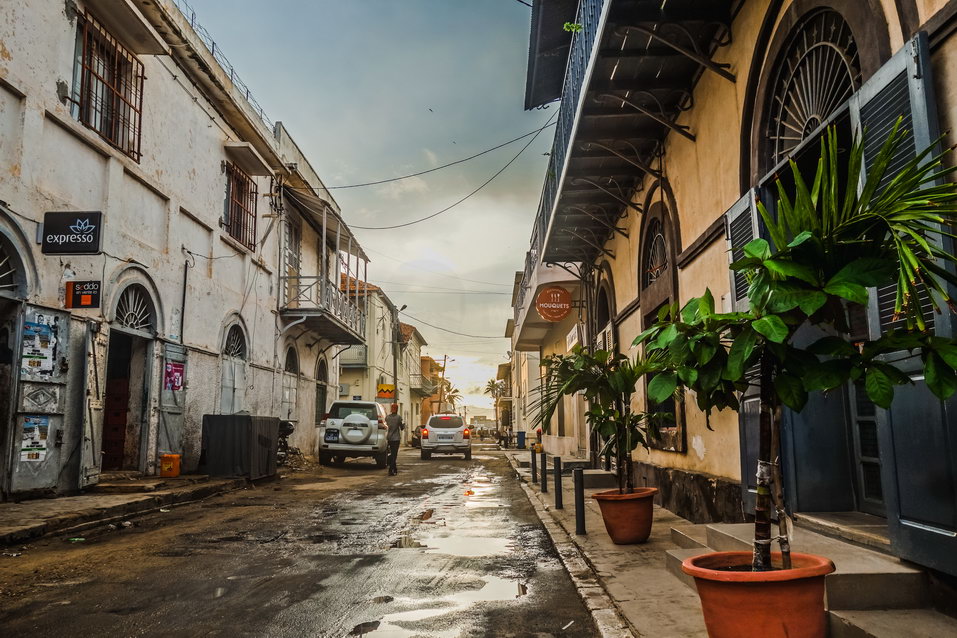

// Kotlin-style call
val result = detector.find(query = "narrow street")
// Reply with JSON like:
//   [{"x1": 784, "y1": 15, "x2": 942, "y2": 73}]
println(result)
[{"x1": 0, "y1": 444, "x2": 598, "y2": 638}]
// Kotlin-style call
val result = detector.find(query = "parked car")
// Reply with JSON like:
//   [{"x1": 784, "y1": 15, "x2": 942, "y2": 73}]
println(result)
[
  {"x1": 420, "y1": 414, "x2": 471, "y2": 461},
  {"x1": 318, "y1": 401, "x2": 388, "y2": 468}
]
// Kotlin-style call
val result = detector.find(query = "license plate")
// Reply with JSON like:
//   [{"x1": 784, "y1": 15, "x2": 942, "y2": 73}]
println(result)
[
  {"x1": 324, "y1": 430, "x2": 339, "y2": 443},
  {"x1": 439, "y1": 435, "x2": 454, "y2": 441}
]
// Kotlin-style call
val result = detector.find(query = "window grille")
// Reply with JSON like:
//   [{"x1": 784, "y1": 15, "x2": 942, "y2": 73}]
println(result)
[
  {"x1": 223, "y1": 163, "x2": 258, "y2": 250},
  {"x1": 69, "y1": 12, "x2": 145, "y2": 162}
]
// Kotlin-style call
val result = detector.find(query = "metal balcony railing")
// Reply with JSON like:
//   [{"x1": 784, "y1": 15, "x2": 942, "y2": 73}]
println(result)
[
  {"x1": 339, "y1": 345, "x2": 367, "y2": 366},
  {"x1": 410, "y1": 374, "x2": 436, "y2": 395},
  {"x1": 533, "y1": 0, "x2": 606, "y2": 255},
  {"x1": 281, "y1": 275, "x2": 365, "y2": 337}
]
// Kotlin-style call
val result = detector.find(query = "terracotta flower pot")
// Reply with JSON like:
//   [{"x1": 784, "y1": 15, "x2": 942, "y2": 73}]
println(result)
[
  {"x1": 681, "y1": 551, "x2": 835, "y2": 638},
  {"x1": 591, "y1": 487, "x2": 658, "y2": 544}
]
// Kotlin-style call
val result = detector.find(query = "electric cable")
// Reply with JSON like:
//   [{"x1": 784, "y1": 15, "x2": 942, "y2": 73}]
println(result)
[
  {"x1": 286, "y1": 123, "x2": 555, "y2": 192},
  {"x1": 351, "y1": 110, "x2": 558, "y2": 230},
  {"x1": 399, "y1": 310, "x2": 504, "y2": 339}
]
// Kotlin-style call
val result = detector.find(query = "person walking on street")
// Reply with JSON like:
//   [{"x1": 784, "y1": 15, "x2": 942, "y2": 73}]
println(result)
[{"x1": 385, "y1": 404, "x2": 404, "y2": 475}]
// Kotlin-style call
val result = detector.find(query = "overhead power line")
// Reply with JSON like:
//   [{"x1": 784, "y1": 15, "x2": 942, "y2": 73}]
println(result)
[
  {"x1": 400, "y1": 310, "x2": 504, "y2": 339},
  {"x1": 287, "y1": 124, "x2": 554, "y2": 191},
  {"x1": 351, "y1": 110, "x2": 558, "y2": 230}
]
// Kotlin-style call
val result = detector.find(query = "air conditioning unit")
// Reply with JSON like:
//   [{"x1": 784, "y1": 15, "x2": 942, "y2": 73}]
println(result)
[{"x1": 338, "y1": 383, "x2": 349, "y2": 396}]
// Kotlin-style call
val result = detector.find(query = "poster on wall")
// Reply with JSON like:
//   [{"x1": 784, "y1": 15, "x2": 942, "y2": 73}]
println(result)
[
  {"x1": 20, "y1": 415, "x2": 49, "y2": 462},
  {"x1": 164, "y1": 362, "x2": 185, "y2": 391},
  {"x1": 21, "y1": 321, "x2": 56, "y2": 375}
]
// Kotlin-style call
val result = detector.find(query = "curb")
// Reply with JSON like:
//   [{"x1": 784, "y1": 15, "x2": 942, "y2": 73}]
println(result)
[
  {"x1": 0, "y1": 478, "x2": 247, "y2": 545},
  {"x1": 507, "y1": 454, "x2": 635, "y2": 638}
]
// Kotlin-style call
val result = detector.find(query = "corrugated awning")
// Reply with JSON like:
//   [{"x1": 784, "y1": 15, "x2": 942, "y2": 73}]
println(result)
[{"x1": 283, "y1": 186, "x2": 368, "y2": 262}]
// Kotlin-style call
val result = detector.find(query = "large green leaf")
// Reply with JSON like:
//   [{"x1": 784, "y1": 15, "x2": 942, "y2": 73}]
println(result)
[
  {"x1": 807, "y1": 336, "x2": 858, "y2": 357},
  {"x1": 775, "y1": 373, "x2": 808, "y2": 411},
  {"x1": 763, "y1": 259, "x2": 818, "y2": 285},
  {"x1": 865, "y1": 367, "x2": 893, "y2": 409},
  {"x1": 926, "y1": 353, "x2": 957, "y2": 400},
  {"x1": 744, "y1": 238, "x2": 771, "y2": 260},
  {"x1": 823, "y1": 281, "x2": 869, "y2": 306},
  {"x1": 828, "y1": 258, "x2": 896, "y2": 288},
  {"x1": 803, "y1": 360, "x2": 851, "y2": 392},
  {"x1": 752, "y1": 315, "x2": 788, "y2": 343},
  {"x1": 726, "y1": 327, "x2": 758, "y2": 381},
  {"x1": 647, "y1": 372, "x2": 678, "y2": 404}
]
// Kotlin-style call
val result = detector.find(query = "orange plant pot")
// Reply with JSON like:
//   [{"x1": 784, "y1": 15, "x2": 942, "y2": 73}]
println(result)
[
  {"x1": 591, "y1": 487, "x2": 658, "y2": 544},
  {"x1": 682, "y1": 551, "x2": 835, "y2": 638}
]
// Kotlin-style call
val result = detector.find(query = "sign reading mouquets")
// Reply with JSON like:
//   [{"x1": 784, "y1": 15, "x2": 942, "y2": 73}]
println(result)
[{"x1": 41, "y1": 212, "x2": 102, "y2": 255}]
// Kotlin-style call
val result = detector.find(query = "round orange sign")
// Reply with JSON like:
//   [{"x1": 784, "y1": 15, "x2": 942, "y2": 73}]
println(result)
[{"x1": 536, "y1": 286, "x2": 572, "y2": 322}]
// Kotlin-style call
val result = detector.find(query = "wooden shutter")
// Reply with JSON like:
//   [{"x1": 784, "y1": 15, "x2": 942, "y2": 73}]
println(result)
[
  {"x1": 724, "y1": 190, "x2": 758, "y2": 312},
  {"x1": 849, "y1": 32, "x2": 950, "y2": 338}
]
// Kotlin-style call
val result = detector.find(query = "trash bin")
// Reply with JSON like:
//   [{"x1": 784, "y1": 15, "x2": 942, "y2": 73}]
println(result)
[{"x1": 516, "y1": 431, "x2": 526, "y2": 449}]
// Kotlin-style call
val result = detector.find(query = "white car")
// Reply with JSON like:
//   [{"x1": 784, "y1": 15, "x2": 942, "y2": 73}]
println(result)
[
  {"x1": 420, "y1": 414, "x2": 472, "y2": 460},
  {"x1": 318, "y1": 401, "x2": 388, "y2": 467}
]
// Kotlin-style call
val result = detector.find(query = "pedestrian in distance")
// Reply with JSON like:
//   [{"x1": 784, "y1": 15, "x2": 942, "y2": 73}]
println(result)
[{"x1": 385, "y1": 404, "x2": 404, "y2": 476}]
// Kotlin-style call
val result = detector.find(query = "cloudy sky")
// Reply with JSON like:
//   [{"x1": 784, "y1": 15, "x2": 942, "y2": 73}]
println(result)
[{"x1": 191, "y1": 0, "x2": 553, "y2": 411}]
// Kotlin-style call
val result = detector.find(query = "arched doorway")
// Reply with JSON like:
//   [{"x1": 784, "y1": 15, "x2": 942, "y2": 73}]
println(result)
[
  {"x1": 0, "y1": 232, "x2": 29, "y2": 495},
  {"x1": 220, "y1": 323, "x2": 247, "y2": 414},
  {"x1": 103, "y1": 283, "x2": 158, "y2": 471},
  {"x1": 315, "y1": 357, "x2": 329, "y2": 424}
]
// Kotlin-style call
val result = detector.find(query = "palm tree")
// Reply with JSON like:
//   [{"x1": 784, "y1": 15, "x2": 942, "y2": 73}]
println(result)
[
  {"x1": 444, "y1": 381, "x2": 462, "y2": 410},
  {"x1": 484, "y1": 379, "x2": 504, "y2": 427}
]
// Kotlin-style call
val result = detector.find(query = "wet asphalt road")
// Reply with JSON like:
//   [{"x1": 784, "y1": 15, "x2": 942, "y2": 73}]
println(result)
[{"x1": 0, "y1": 444, "x2": 598, "y2": 637}]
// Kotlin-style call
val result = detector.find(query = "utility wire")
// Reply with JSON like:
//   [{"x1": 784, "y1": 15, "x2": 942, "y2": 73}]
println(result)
[
  {"x1": 399, "y1": 310, "x2": 504, "y2": 339},
  {"x1": 513, "y1": 0, "x2": 533, "y2": 6},
  {"x1": 351, "y1": 110, "x2": 558, "y2": 230},
  {"x1": 286, "y1": 124, "x2": 554, "y2": 191}
]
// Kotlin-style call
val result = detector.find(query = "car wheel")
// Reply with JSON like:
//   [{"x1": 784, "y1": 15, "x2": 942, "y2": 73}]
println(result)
[
  {"x1": 464, "y1": 450, "x2": 472, "y2": 461},
  {"x1": 421, "y1": 450, "x2": 431, "y2": 460},
  {"x1": 374, "y1": 453, "x2": 387, "y2": 469}
]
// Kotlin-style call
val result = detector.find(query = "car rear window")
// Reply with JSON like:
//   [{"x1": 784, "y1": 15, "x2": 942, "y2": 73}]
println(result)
[
  {"x1": 429, "y1": 416, "x2": 464, "y2": 428},
  {"x1": 330, "y1": 404, "x2": 377, "y2": 419}
]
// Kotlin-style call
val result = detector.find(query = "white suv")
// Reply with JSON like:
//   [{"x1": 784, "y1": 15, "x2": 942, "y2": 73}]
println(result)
[
  {"x1": 420, "y1": 414, "x2": 471, "y2": 461},
  {"x1": 318, "y1": 401, "x2": 388, "y2": 467}
]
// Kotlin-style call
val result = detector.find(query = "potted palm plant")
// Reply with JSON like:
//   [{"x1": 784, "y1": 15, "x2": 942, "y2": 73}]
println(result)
[
  {"x1": 637, "y1": 122, "x2": 957, "y2": 637},
  {"x1": 534, "y1": 348, "x2": 664, "y2": 543}
]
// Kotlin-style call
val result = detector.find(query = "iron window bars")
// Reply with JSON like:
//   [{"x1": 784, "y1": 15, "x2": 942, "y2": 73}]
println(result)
[
  {"x1": 69, "y1": 12, "x2": 145, "y2": 162},
  {"x1": 223, "y1": 162, "x2": 258, "y2": 250}
]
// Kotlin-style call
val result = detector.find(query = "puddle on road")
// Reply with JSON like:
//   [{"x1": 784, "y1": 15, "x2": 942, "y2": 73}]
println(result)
[
  {"x1": 421, "y1": 535, "x2": 513, "y2": 557},
  {"x1": 291, "y1": 480, "x2": 333, "y2": 490},
  {"x1": 361, "y1": 576, "x2": 527, "y2": 637}
]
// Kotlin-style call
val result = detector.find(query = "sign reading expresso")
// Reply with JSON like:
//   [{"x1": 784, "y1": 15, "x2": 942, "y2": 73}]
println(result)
[
  {"x1": 535, "y1": 286, "x2": 572, "y2": 322},
  {"x1": 41, "y1": 212, "x2": 102, "y2": 255}
]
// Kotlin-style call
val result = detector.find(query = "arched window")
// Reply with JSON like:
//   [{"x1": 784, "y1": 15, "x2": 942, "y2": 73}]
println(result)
[
  {"x1": 0, "y1": 239, "x2": 25, "y2": 298},
  {"x1": 765, "y1": 9, "x2": 861, "y2": 169},
  {"x1": 642, "y1": 218, "x2": 668, "y2": 289},
  {"x1": 223, "y1": 324, "x2": 247, "y2": 359},
  {"x1": 284, "y1": 347, "x2": 299, "y2": 374},
  {"x1": 281, "y1": 345, "x2": 299, "y2": 421},
  {"x1": 220, "y1": 323, "x2": 248, "y2": 414},
  {"x1": 114, "y1": 284, "x2": 156, "y2": 334}
]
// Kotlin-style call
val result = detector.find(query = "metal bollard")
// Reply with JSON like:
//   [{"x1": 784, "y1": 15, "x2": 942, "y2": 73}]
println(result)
[
  {"x1": 540, "y1": 450, "x2": 548, "y2": 493},
  {"x1": 554, "y1": 457, "x2": 563, "y2": 509},
  {"x1": 530, "y1": 448, "x2": 537, "y2": 484},
  {"x1": 574, "y1": 468, "x2": 586, "y2": 535}
]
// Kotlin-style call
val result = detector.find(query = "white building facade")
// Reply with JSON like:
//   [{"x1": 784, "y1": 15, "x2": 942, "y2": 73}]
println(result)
[{"x1": 0, "y1": 0, "x2": 368, "y2": 498}]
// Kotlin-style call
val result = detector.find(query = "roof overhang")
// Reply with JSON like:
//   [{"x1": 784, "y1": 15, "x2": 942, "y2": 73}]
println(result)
[
  {"x1": 280, "y1": 310, "x2": 364, "y2": 346},
  {"x1": 284, "y1": 187, "x2": 369, "y2": 262},
  {"x1": 539, "y1": 0, "x2": 738, "y2": 264},
  {"x1": 524, "y1": 0, "x2": 577, "y2": 109},
  {"x1": 224, "y1": 142, "x2": 273, "y2": 176},
  {"x1": 86, "y1": 0, "x2": 169, "y2": 55}
]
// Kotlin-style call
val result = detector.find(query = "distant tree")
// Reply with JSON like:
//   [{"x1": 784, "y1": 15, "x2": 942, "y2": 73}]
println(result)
[{"x1": 484, "y1": 379, "x2": 506, "y2": 426}]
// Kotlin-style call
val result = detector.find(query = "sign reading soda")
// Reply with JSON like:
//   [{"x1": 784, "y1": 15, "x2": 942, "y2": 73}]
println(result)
[
  {"x1": 535, "y1": 286, "x2": 572, "y2": 322},
  {"x1": 64, "y1": 280, "x2": 102, "y2": 309}
]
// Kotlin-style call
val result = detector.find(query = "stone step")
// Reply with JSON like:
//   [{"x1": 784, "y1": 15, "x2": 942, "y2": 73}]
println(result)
[
  {"x1": 671, "y1": 525, "x2": 708, "y2": 550},
  {"x1": 829, "y1": 609, "x2": 957, "y2": 637},
  {"x1": 705, "y1": 523, "x2": 929, "y2": 610},
  {"x1": 665, "y1": 547, "x2": 709, "y2": 591},
  {"x1": 91, "y1": 479, "x2": 168, "y2": 494}
]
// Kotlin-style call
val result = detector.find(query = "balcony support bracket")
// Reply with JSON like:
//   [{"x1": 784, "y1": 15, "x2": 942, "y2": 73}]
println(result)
[{"x1": 616, "y1": 25, "x2": 736, "y2": 83}]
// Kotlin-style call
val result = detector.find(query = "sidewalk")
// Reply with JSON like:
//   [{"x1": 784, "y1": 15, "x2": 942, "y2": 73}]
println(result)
[
  {"x1": 506, "y1": 451, "x2": 707, "y2": 638},
  {"x1": 0, "y1": 476, "x2": 247, "y2": 545}
]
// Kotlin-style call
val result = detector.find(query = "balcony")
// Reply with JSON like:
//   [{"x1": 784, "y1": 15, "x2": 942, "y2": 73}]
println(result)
[
  {"x1": 410, "y1": 374, "x2": 436, "y2": 397},
  {"x1": 339, "y1": 345, "x2": 367, "y2": 367},
  {"x1": 280, "y1": 275, "x2": 365, "y2": 345},
  {"x1": 526, "y1": 0, "x2": 735, "y2": 265}
]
